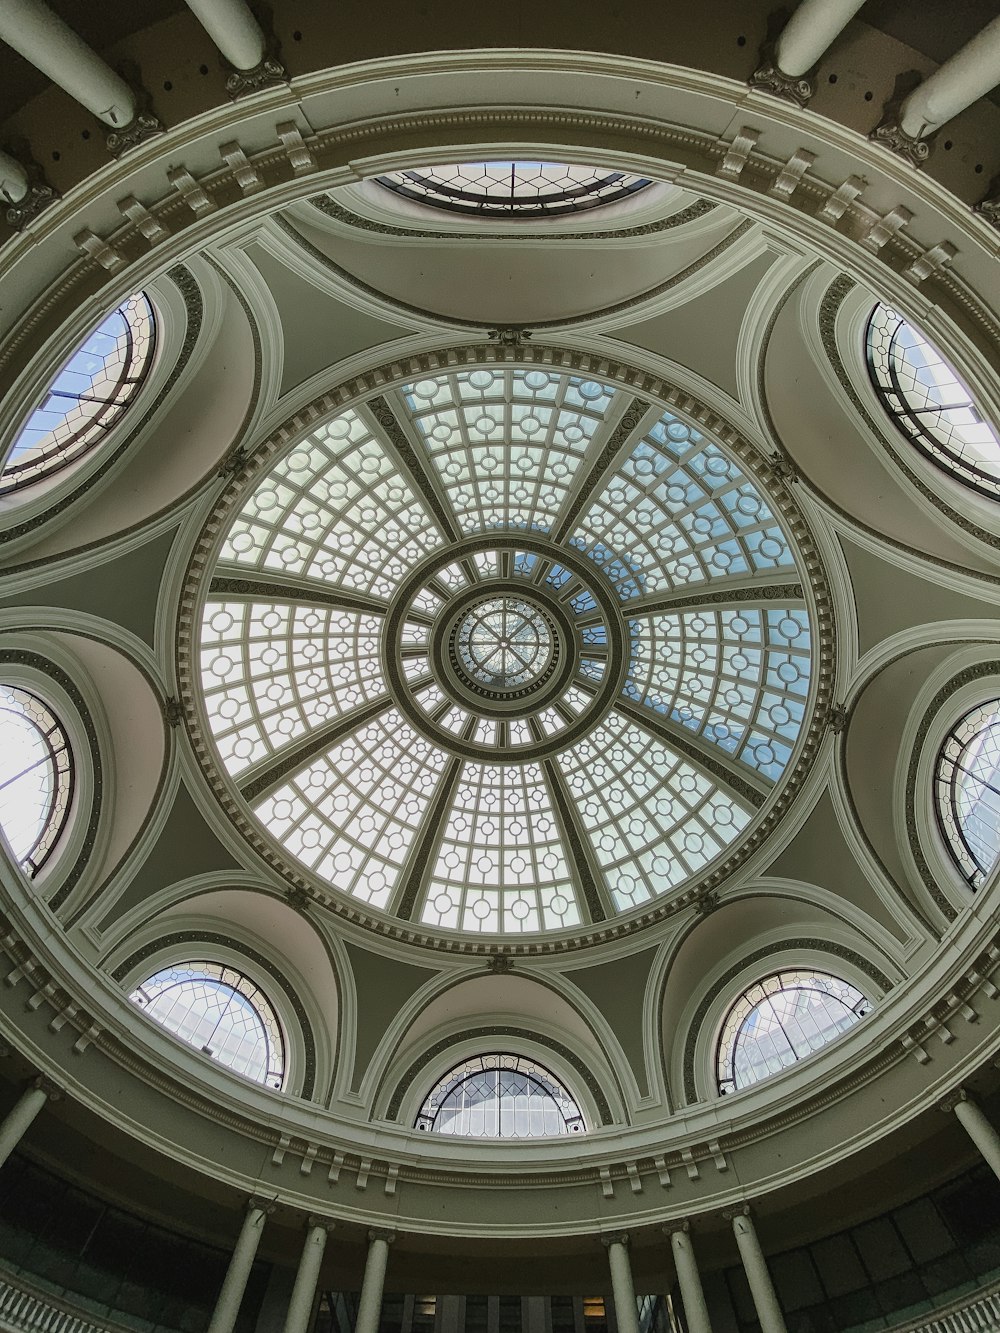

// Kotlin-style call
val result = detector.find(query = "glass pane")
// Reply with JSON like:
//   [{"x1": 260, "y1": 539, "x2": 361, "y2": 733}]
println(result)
[
  {"x1": 0, "y1": 684, "x2": 74, "y2": 875},
  {"x1": 935, "y1": 699, "x2": 1000, "y2": 887},
  {"x1": 375, "y1": 162, "x2": 653, "y2": 216},
  {"x1": 415, "y1": 1053, "x2": 585, "y2": 1139}
]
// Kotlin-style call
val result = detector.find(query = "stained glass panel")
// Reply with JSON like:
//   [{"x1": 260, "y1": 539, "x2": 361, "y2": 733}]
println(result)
[{"x1": 415, "y1": 1054, "x2": 585, "y2": 1136}]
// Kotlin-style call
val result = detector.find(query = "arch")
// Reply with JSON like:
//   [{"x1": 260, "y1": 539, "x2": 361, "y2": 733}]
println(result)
[
  {"x1": 933, "y1": 698, "x2": 1000, "y2": 889},
  {"x1": 413, "y1": 1051, "x2": 587, "y2": 1138},
  {"x1": 0, "y1": 683, "x2": 73, "y2": 876}
]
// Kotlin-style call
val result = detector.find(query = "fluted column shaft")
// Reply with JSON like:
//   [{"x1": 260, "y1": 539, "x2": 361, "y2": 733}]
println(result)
[
  {"x1": 730, "y1": 1213, "x2": 788, "y2": 1333},
  {"x1": 0, "y1": 150, "x2": 29, "y2": 205},
  {"x1": 0, "y1": 0, "x2": 136, "y2": 126},
  {"x1": 207, "y1": 1200, "x2": 271, "y2": 1333},
  {"x1": 668, "y1": 1226, "x2": 713, "y2": 1333},
  {"x1": 899, "y1": 16, "x2": 1000, "y2": 137},
  {"x1": 773, "y1": 0, "x2": 869, "y2": 78},
  {"x1": 183, "y1": 0, "x2": 266, "y2": 72},
  {"x1": 0, "y1": 1081, "x2": 51, "y2": 1170},
  {"x1": 355, "y1": 1231, "x2": 395, "y2": 1333},
  {"x1": 950, "y1": 1092, "x2": 1000, "y2": 1183},
  {"x1": 603, "y1": 1236, "x2": 640, "y2": 1333},
  {"x1": 282, "y1": 1220, "x2": 331, "y2": 1333}
]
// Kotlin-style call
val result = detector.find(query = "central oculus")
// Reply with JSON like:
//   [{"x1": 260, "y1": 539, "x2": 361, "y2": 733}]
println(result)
[{"x1": 455, "y1": 596, "x2": 554, "y2": 692}]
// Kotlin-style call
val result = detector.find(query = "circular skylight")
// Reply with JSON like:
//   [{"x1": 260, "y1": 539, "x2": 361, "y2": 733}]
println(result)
[
  {"x1": 866, "y1": 303, "x2": 1000, "y2": 499},
  {"x1": 375, "y1": 162, "x2": 653, "y2": 217},
  {"x1": 191, "y1": 361, "x2": 820, "y2": 938}
]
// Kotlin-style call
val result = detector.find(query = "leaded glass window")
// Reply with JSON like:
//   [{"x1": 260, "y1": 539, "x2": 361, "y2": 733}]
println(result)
[
  {"x1": 866, "y1": 303, "x2": 1000, "y2": 499},
  {"x1": 375, "y1": 162, "x2": 652, "y2": 217},
  {"x1": 935, "y1": 699, "x2": 1000, "y2": 888},
  {"x1": 717, "y1": 970, "x2": 871, "y2": 1095},
  {"x1": 1, "y1": 293, "x2": 155, "y2": 493},
  {"x1": 415, "y1": 1054, "x2": 585, "y2": 1137},
  {"x1": 129, "y1": 961, "x2": 285, "y2": 1088},
  {"x1": 0, "y1": 685, "x2": 73, "y2": 877},
  {"x1": 196, "y1": 365, "x2": 817, "y2": 935}
]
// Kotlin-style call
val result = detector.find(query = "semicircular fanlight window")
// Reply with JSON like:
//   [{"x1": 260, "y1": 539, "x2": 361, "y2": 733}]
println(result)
[
  {"x1": 866, "y1": 303, "x2": 1000, "y2": 499},
  {"x1": 0, "y1": 685, "x2": 73, "y2": 877},
  {"x1": 717, "y1": 969, "x2": 871, "y2": 1095},
  {"x1": 415, "y1": 1053, "x2": 586, "y2": 1137},
  {"x1": 129, "y1": 961, "x2": 285, "y2": 1089},
  {"x1": 375, "y1": 162, "x2": 653, "y2": 217},
  {"x1": 936, "y1": 698, "x2": 1000, "y2": 888},
  {"x1": 1, "y1": 293, "x2": 155, "y2": 493}
]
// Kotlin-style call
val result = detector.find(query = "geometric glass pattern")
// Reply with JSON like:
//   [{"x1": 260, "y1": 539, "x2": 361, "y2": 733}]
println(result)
[
  {"x1": 1, "y1": 294, "x2": 155, "y2": 493},
  {"x1": 198, "y1": 367, "x2": 815, "y2": 935},
  {"x1": 866, "y1": 303, "x2": 1000, "y2": 500},
  {"x1": 375, "y1": 162, "x2": 652, "y2": 218},
  {"x1": 717, "y1": 970, "x2": 871, "y2": 1096},
  {"x1": 0, "y1": 685, "x2": 73, "y2": 877},
  {"x1": 128, "y1": 962, "x2": 285, "y2": 1089},
  {"x1": 935, "y1": 699, "x2": 1000, "y2": 888},
  {"x1": 415, "y1": 1054, "x2": 585, "y2": 1136}
]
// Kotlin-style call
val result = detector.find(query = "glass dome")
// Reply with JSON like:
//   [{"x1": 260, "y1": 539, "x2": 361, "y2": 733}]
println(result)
[
  {"x1": 375, "y1": 162, "x2": 653, "y2": 217},
  {"x1": 194, "y1": 363, "x2": 817, "y2": 936}
]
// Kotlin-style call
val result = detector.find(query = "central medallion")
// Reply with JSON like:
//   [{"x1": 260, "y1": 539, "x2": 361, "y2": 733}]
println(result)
[{"x1": 455, "y1": 596, "x2": 553, "y2": 692}]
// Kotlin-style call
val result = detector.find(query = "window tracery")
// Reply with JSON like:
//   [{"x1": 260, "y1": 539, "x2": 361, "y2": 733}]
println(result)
[
  {"x1": 935, "y1": 699, "x2": 1000, "y2": 888},
  {"x1": 866, "y1": 303, "x2": 1000, "y2": 499},
  {"x1": 716, "y1": 969, "x2": 871, "y2": 1095},
  {"x1": 0, "y1": 685, "x2": 73, "y2": 877},
  {"x1": 1, "y1": 294, "x2": 155, "y2": 493},
  {"x1": 128, "y1": 961, "x2": 285, "y2": 1089},
  {"x1": 375, "y1": 162, "x2": 652, "y2": 217},
  {"x1": 415, "y1": 1054, "x2": 586, "y2": 1137}
]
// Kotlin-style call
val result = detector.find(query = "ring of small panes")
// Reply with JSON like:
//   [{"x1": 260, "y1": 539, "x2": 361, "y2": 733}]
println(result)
[
  {"x1": 716, "y1": 970, "x2": 871, "y2": 1096},
  {"x1": 0, "y1": 685, "x2": 74, "y2": 878},
  {"x1": 198, "y1": 364, "x2": 815, "y2": 934},
  {"x1": 1, "y1": 293, "x2": 155, "y2": 494},
  {"x1": 128, "y1": 961, "x2": 285, "y2": 1089},
  {"x1": 454, "y1": 596, "x2": 555, "y2": 693},
  {"x1": 415, "y1": 1054, "x2": 585, "y2": 1137},
  {"x1": 375, "y1": 162, "x2": 653, "y2": 217},
  {"x1": 865, "y1": 303, "x2": 1000, "y2": 499},
  {"x1": 935, "y1": 698, "x2": 1000, "y2": 888}
]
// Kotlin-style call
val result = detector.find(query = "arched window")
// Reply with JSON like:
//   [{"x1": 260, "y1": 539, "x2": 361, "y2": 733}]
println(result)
[
  {"x1": 415, "y1": 1053, "x2": 586, "y2": 1137},
  {"x1": 128, "y1": 961, "x2": 285, "y2": 1089},
  {"x1": 717, "y1": 970, "x2": 871, "y2": 1095},
  {"x1": 1, "y1": 293, "x2": 156, "y2": 493},
  {"x1": 375, "y1": 162, "x2": 652, "y2": 217},
  {"x1": 936, "y1": 699, "x2": 1000, "y2": 888},
  {"x1": 0, "y1": 685, "x2": 73, "y2": 877},
  {"x1": 865, "y1": 303, "x2": 1000, "y2": 499}
]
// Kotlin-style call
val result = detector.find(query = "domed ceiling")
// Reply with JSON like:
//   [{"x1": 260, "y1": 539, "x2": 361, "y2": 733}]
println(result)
[{"x1": 184, "y1": 355, "x2": 829, "y2": 942}]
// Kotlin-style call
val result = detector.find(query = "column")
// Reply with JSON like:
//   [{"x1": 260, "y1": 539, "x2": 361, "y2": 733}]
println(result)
[
  {"x1": 183, "y1": 0, "x2": 266, "y2": 72},
  {"x1": 898, "y1": 16, "x2": 1000, "y2": 137},
  {"x1": 282, "y1": 1217, "x2": 333, "y2": 1333},
  {"x1": 355, "y1": 1229, "x2": 395, "y2": 1333},
  {"x1": 774, "y1": 0, "x2": 869, "y2": 78},
  {"x1": 726, "y1": 1208, "x2": 788, "y2": 1333},
  {"x1": 207, "y1": 1197, "x2": 274, "y2": 1333},
  {"x1": 0, "y1": 150, "x2": 29, "y2": 205},
  {"x1": 0, "y1": 0, "x2": 135, "y2": 126},
  {"x1": 666, "y1": 1223, "x2": 713, "y2": 1333},
  {"x1": 943, "y1": 1090, "x2": 1000, "y2": 1182},
  {"x1": 602, "y1": 1234, "x2": 640, "y2": 1333},
  {"x1": 0, "y1": 1077, "x2": 58, "y2": 1171}
]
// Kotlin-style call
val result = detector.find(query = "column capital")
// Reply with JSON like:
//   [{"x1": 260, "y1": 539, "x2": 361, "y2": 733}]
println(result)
[
  {"x1": 30, "y1": 1074, "x2": 62, "y2": 1101},
  {"x1": 663, "y1": 1218, "x2": 691, "y2": 1236},
  {"x1": 722, "y1": 1203, "x2": 752, "y2": 1222},
  {"x1": 368, "y1": 1228, "x2": 396, "y2": 1244},
  {"x1": 247, "y1": 1194, "x2": 277, "y2": 1216},
  {"x1": 600, "y1": 1232, "x2": 629, "y2": 1248},
  {"x1": 305, "y1": 1214, "x2": 336, "y2": 1233},
  {"x1": 939, "y1": 1088, "x2": 970, "y2": 1114}
]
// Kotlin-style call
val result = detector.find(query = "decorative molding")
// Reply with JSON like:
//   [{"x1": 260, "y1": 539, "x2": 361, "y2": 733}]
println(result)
[
  {"x1": 682, "y1": 939, "x2": 895, "y2": 1103},
  {"x1": 869, "y1": 115, "x2": 931, "y2": 168},
  {"x1": 226, "y1": 57, "x2": 288, "y2": 100},
  {"x1": 109, "y1": 929, "x2": 318, "y2": 1099},
  {"x1": 106, "y1": 113, "x2": 163, "y2": 160},
  {"x1": 750, "y1": 62, "x2": 812, "y2": 108},
  {"x1": 383, "y1": 1029, "x2": 615, "y2": 1126}
]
